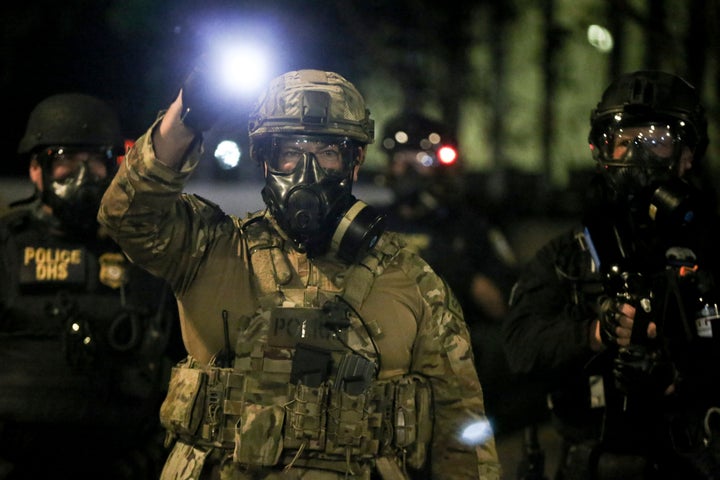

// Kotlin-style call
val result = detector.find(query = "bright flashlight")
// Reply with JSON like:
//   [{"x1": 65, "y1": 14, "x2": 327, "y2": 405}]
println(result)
[
  {"x1": 210, "y1": 43, "x2": 271, "y2": 97},
  {"x1": 219, "y1": 46, "x2": 269, "y2": 92}
]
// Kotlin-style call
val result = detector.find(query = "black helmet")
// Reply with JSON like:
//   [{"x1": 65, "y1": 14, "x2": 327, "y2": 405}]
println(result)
[
  {"x1": 589, "y1": 71, "x2": 708, "y2": 163},
  {"x1": 18, "y1": 93, "x2": 124, "y2": 156},
  {"x1": 381, "y1": 111, "x2": 459, "y2": 170},
  {"x1": 18, "y1": 94, "x2": 124, "y2": 237},
  {"x1": 586, "y1": 72, "x2": 709, "y2": 238}
]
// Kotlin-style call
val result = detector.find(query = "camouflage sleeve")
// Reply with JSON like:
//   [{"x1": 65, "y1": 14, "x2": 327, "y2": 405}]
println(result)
[
  {"x1": 410, "y1": 253, "x2": 502, "y2": 479},
  {"x1": 98, "y1": 114, "x2": 218, "y2": 291}
]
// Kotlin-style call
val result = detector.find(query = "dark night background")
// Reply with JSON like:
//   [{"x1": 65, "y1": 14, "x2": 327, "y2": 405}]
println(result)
[
  {"x1": 2, "y1": 1, "x2": 395, "y2": 174},
  {"x1": 2, "y1": 0, "x2": 719, "y2": 200},
  {"x1": 2, "y1": 1, "x2": 720, "y2": 474}
]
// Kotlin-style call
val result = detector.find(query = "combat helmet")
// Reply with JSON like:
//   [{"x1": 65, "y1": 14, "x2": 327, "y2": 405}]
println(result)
[
  {"x1": 18, "y1": 93, "x2": 124, "y2": 158},
  {"x1": 247, "y1": 69, "x2": 374, "y2": 155},
  {"x1": 17, "y1": 93, "x2": 124, "y2": 237},
  {"x1": 589, "y1": 71, "x2": 708, "y2": 163}
]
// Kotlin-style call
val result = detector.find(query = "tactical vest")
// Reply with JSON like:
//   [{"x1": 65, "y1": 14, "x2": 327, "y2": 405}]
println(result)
[
  {"x1": 160, "y1": 213, "x2": 433, "y2": 475},
  {"x1": 0, "y1": 205, "x2": 175, "y2": 425}
]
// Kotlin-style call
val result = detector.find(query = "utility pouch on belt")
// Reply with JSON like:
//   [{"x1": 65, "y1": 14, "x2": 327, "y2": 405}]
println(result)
[
  {"x1": 394, "y1": 375, "x2": 433, "y2": 470},
  {"x1": 160, "y1": 362, "x2": 208, "y2": 438},
  {"x1": 233, "y1": 403, "x2": 285, "y2": 466}
]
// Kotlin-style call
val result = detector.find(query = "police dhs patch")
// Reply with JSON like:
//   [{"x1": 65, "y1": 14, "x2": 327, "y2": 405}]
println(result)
[
  {"x1": 20, "y1": 245, "x2": 86, "y2": 285},
  {"x1": 99, "y1": 252, "x2": 128, "y2": 289}
]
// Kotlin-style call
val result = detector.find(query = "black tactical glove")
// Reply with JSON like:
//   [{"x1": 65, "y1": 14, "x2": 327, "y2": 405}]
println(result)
[
  {"x1": 179, "y1": 56, "x2": 224, "y2": 133},
  {"x1": 612, "y1": 345, "x2": 676, "y2": 396},
  {"x1": 598, "y1": 295, "x2": 622, "y2": 346}
]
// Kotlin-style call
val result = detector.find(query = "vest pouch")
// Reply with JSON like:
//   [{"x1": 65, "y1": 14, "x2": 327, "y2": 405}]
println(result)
[
  {"x1": 159, "y1": 364, "x2": 208, "y2": 438},
  {"x1": 284, "y1": 382, "x2": 329, "y2": 451},
  {"x1": 160, "y1": 441, "x2": 211, "y2": 480},
  {"x1": 325, "y1": 389, "x2": 370, "y2": 455},
  {"x1": 233, "y1": 403, "x2": 285, "y2": 466},
  {"x1": 394, "y1": 375, "x2": 433, "y2": 470}
]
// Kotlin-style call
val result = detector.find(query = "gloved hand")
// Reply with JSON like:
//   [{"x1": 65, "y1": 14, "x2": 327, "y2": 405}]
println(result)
[
  {"x1": 597, "y1": 295, "x2": 625, "y2": 346},
  {"x1": 179, "y1": 56, "x2": 224, "y2": 133},
  {"x1": 612, "y1": 345, "x2": 676, "y2": 396}
]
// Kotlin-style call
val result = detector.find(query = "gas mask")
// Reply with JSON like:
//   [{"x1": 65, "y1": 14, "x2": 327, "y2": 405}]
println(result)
[
  {"x1": 38, "y1": 147, "x2": 115, "y2": 237},
  {"x1": 593, "y1": 122, "x2": 698, "y2": 233},
  {"x1": 259, "y1": 135, "x2": 385, "y2": 262}
]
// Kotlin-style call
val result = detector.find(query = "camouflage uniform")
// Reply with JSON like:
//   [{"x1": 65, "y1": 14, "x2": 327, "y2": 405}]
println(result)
[{"x1": 98, "y1": 114, "x2": 501, "y2": 480}]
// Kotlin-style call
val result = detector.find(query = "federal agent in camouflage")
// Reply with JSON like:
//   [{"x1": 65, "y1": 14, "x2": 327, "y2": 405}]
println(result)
[{"x1": 98, "y1": 69, "x2": 500, "y2": 479}]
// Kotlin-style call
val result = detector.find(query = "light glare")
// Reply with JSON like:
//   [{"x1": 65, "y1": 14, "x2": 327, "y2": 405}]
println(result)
[
  {"x1": 214, "y1": 140, "x2": 241, "y2": 169},
  {"x1": 461, "y1": 419, "x2": 493, "y2": 445},
  {"x1": 214, "y1": 44, "x2": 270, "y2": 95}
]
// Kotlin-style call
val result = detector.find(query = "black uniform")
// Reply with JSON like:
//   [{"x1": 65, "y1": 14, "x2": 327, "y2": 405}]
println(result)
[
  {"x1": 504, "y1": 207, "x2": 720, "y2": 479},
  {"x1": 0, "y1": 199, "x2": 182, "y2": 480}
]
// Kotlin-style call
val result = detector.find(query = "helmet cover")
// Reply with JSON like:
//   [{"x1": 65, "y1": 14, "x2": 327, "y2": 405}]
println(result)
[{"x1": 248, "y1": 70, "x2": 374, "y2": 147}]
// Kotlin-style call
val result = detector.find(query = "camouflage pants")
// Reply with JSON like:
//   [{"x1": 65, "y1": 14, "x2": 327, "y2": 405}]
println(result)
[{"x1": 161, "y1": 442, "x2": 374, "y2": 480}]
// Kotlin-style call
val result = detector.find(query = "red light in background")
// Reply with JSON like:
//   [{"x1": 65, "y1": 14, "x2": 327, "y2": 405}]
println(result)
[
  {"x1": 437, "y1": 145, "x2": 458, "y2": 165},
  {"x1": 118, "y1": 139, "x2": 136, "y2": 164}
]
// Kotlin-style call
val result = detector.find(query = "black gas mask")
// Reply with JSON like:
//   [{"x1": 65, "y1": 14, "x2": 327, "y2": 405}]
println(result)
[
  {"x1": 258, "y1": 135, "x2": 385, "y2": 262},
  {"x1": 592, "y1": 122, "x2": 698, "y2": 233},
  {"x1": 37, "y1": 146, "x2": 116, "y2": 236}
]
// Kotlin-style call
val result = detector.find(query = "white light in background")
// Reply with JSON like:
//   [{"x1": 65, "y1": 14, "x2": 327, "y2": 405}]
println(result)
[
  {"x1": 587, "y1": 25, "x2": 614, "y2": 53},
  {"x1": 214, "y1": 140, "x2": 241, "y2": 169}
]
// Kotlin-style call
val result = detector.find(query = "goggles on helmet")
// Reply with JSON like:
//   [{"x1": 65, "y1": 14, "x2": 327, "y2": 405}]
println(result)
[
  {"x1": 256, "y1": 134, "x2": 361, "y2": 177},
  {"x1": 591, "y1": 119, "x2": 689, "y2": 172}
]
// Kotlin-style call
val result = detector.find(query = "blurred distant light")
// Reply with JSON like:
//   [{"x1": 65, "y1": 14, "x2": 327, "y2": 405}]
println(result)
[
  {"x1": 394, "y1": 130, "x2": 409, "y2": 144},
  {"x1": 417, "y1": 152, "x2": 434, "y2": 167},
  {"x1": 437, "y1": 145, "x2": 458, "y2": 165},
  {"x1": 428, "y1": 132, "x2": 441, "y2": 144},
  {"x1": 214, "y1": 140, "x2": 241, "y2": 169},
  {"x1": 587, "y1": 25, "x2": 614, "y2": 53},
  {"x1": 461, "y1": 419, "x2": 494, "y2": 445}
]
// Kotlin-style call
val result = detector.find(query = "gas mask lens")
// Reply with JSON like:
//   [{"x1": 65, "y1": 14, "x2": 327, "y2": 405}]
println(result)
[
  {"x1": 598, "y1": 123, "x2": 682, "y2": 171},
  {"x1": 36, "y1": 146, "x2": 116, "y2": 236},
  {"x1": 265, "y1": 135, "x2": 358, "y2": 176},
  {"x1": 39, "y1": 147, "x2": 113, "y2": 184}
]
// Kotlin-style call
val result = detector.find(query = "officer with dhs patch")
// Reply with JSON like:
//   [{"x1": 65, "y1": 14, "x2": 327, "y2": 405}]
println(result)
[
  {"x1": 98, "y1": 66, "x2": 501, "y2": 479},
  {"x1": 0, "y1": 93, "x2": 182, "y2": 480}
]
